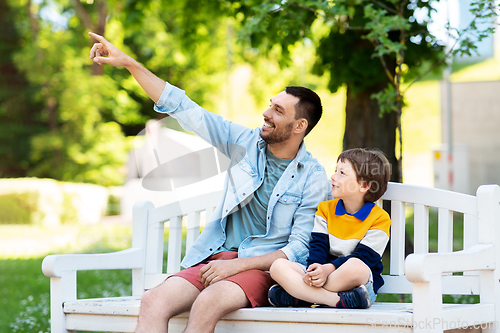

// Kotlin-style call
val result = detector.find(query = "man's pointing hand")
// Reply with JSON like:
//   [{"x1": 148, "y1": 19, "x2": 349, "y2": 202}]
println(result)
[{"x1": 89, "y1": 32, "x2": 133, "y2": 68}]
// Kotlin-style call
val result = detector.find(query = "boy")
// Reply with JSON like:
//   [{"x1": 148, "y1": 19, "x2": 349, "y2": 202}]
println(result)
[{"x1": 268, "y1": 148, "x2": 391, "y2": 309}]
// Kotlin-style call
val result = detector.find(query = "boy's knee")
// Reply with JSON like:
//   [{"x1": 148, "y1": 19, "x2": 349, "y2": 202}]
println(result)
[
  {"x1": 269, "y1": 258, "x2": 288, "y2": 278},
  {"x1": 345, "y1": 258, "x2": 370, "y2": 283}
]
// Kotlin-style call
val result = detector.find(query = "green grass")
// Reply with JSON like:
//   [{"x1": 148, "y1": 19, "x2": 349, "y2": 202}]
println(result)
[
  {"x1": 0, "y1": 223, "x2": 136, "y2": 333},
  {"x1": 0, "y1": 257, "x2": 50, "y2": 332},
  {"x1": 1, "y1": 256, "x2": 137, "y2": 333},
  {"x1": 0, "y1": 222, "x2": 181, "y2": 333}
]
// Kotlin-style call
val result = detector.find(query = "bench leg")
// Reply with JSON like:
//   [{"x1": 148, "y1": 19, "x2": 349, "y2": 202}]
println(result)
[{"x1": 49, "y1": 272, "x2": 76, "y2": 333}]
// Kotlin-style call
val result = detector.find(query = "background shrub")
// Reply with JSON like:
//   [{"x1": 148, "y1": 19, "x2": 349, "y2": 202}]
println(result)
[{"x1": 0, "y1": 192, "x2": 38, "y2": 224}]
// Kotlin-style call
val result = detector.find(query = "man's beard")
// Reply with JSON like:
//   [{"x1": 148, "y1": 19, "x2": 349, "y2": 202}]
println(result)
[{"x1": 261, "y1": 121, "x2": 294, "y2": 145}]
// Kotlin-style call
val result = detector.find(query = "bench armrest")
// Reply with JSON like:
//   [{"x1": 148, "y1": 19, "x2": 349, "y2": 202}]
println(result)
[
  {"x1": 42, "y1": 248, "x2": 143, "y2": 278},
  {"x1": 405, "y1": 243, "x2": 495, "y2": 283}
]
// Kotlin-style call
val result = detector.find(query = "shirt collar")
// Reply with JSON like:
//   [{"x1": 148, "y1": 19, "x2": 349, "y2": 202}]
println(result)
[
  {"x1": 335, "y1": 199, "x2": 375, "y2": 221},
  {"x1": 257, "y1": 138, "x2": 307, "y2": 168}
]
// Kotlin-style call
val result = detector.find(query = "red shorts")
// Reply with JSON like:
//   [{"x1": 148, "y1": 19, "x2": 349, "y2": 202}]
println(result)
[{"x1": 170, "y1": 251, "x2": 274, "y2": 308}]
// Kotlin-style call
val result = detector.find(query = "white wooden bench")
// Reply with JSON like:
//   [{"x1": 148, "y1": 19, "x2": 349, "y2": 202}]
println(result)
[{"x1": 42, "y1": 182, "x2": 500, "y2": 333}]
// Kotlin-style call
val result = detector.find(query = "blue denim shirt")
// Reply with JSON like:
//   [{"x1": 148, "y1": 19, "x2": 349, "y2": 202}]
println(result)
[{"x1": 154, "y1": 82, "x2": 330, "y2": 268}]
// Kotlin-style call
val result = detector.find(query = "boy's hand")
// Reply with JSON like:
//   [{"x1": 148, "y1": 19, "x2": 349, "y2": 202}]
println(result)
[
  {"x1": 89, "y1": 32, "x2": 134, "y2": 68},
  {"x1": 304, "y1": 263, "x2": 335, "y2": 287}
]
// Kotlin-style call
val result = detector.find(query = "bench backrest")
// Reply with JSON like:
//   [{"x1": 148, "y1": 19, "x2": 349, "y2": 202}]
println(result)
[
  {"x1": 377, "y1": 182, "x2": 478, "y2": 295},
  {"x1": 136, "y1": 182, "x2": 482, "y2": 295}
]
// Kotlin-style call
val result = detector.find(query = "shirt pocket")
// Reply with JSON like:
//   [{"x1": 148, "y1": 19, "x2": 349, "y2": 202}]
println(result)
[
  {"x1": 228, "y1": 157, "x2": 257, "y2": 186},
  {"x1": 237, "y1": 158, "x2": 256, "y2": 176},
  {"x1": 272, "y1": 193, "x2": 302, "y2": 231}
]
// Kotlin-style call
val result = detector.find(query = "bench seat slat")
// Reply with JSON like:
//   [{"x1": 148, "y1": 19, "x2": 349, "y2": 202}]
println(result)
[
  {"x1": 66, "y1": 314, "x2": 139, "y2": 332},
  {"x1": 64, "y1": 300, "x2": 495, "y2": 333},
  {"x1": 379, "y1": 275, "x2": 480, "y2": 295}
]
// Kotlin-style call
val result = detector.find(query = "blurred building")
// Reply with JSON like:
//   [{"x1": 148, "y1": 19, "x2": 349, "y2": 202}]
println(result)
[
  {"x1": 437, "y1": 80, "x2": 500, "y2": 194},
  {"x1": 432, "y1": 0, "x2": 500, "y2": 194}
]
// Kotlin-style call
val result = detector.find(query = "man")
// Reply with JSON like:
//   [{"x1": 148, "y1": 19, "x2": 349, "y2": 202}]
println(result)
[{"x1": 89, "y1": 32, "x2": 330, "y2": 333}]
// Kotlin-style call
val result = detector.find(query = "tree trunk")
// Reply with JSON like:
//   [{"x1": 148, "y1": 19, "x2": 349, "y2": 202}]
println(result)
[
  {"x1": 344, "y1": 83, "x2": 414, "y2": 262},
  {"x1": 343, "y1": 83, "x2": 400, "y2": 183}
]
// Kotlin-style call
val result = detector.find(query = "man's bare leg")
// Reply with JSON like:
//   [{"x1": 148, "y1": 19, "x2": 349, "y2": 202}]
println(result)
[
  {"x1": 183, "y1": 281, "x2": 250, "y2": 333},
  {"x1": 135, "y1": 276, "x2": 200, "y2": 333}
]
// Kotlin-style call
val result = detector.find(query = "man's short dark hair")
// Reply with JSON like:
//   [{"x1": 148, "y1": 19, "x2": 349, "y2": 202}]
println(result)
[
  {"x1": 285, "y1": 86, "x2": 322, "y2": 137},
  {"x1": 337, "y1": 148, "x2": 391, "y2": 202}
]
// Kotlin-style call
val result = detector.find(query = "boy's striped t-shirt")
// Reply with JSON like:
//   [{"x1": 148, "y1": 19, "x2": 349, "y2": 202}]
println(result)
[{"x1": 306, "y1": 198, "x2": 391, "y2": 293}]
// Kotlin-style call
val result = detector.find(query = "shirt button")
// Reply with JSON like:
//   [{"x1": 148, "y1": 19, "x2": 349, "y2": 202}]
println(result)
[{"x1": 243, "y1": 193, "x2": 245, "y2": 196}]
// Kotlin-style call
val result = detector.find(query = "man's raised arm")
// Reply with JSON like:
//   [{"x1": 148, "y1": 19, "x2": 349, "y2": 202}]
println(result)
[{"x1": 88, "y1": 32, "x2": 166, "y2": 104}]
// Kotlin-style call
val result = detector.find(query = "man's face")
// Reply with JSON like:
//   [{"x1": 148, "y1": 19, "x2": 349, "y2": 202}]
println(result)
[{"x1": 260, "y1": 91, "x2": 300, "y2": 145}]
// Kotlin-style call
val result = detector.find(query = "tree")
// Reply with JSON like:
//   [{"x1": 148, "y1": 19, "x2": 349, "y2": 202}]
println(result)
[
  {"x1": 3, "y1": 0, "x2": 234, "y2": 185},
  {"x1": 231, "y1": 0, "x2": 497, "y2": 182},
  {"x1": 0, "y1": 0, "x2": 45, "y2": 177}
]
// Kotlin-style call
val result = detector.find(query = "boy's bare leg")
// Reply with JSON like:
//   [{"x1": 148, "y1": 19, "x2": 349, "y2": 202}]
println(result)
[
  {"x1": 135, "y1": 276, "x2": 200, "y2": 333},
  {"x1": 270, "y1": 258, "x2": 339, "y2": 306},
  {"x1": 184, "y1": 280, "x2": 250, "y2": 333},
  {"x1": 322, "y1": 258, "x2": 370, "y2": 292},
  {"x1": 270, "y1": 258, "x2": 370, "y2": 307}
]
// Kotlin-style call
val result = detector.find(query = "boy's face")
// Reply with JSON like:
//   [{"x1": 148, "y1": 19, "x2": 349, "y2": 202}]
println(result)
[{"x1": 331, "y1": 159, "x2": 367, "y2": 200}]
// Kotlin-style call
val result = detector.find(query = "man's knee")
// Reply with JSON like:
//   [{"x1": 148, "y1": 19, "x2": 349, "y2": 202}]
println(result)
[
  {"x1": 140, "y1": 288, "x2": 160, "y2": 309},
  {"x1": 140, "y1": 277, "x2": 195, "y2": 310},
  {"x1": 192, "y1": 281, "x2": 249, "y2": 312},
  {"x1": 193, "y1": 284, "x2": 228, "y2": 308}
]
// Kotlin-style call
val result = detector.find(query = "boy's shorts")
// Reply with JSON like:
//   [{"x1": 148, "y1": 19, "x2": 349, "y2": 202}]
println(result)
[
  {"x1": 365, "y1": 270, "x2": 377, "y2": 304},
  {"x1": 169, "y1": 251, "x2": 274, "y2": 308}
]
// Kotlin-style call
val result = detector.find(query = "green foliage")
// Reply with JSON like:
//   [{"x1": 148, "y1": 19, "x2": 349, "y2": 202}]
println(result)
[
  {"x1": 0, "y1": 1, "x2": 46, "y2": 178},
  {"x1": 371, "y1": 84, "x2": 405, "y2": 116},
  {"x1": 2, "y1": 0, "x2": 233, "y2": 185},
  {"x1": 0, "y1": 192, "x2": 39, "y2": 225},
  {"x1": 363, "y1": 4, "x2": 410, "y2": 57},
  {"x1": 105, "y1": 193, "x2": 121, "y2": 216},
  {"x1": 231, "y1": 0, "x2": 496, "y2": 184},
  {"x1": 450, "y1": 0, "x2": 498, "y2": 58},
  {"x1": 229, "y1": 0, "x2": 449, "y2": 131},
  {"x1": 60, "y1": 192, "x2": 79, "y2": 224}
]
